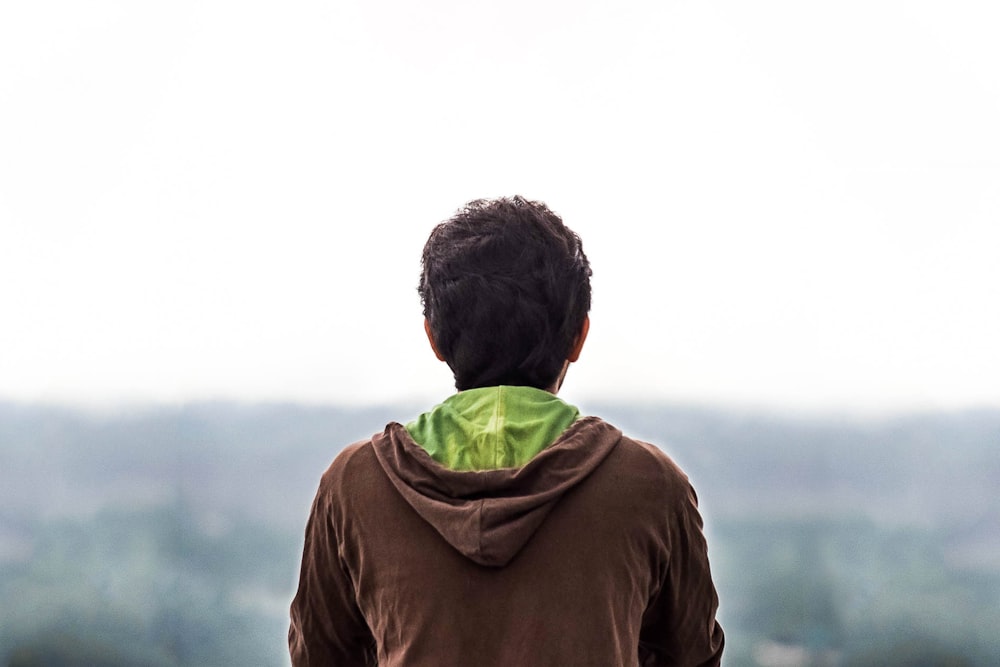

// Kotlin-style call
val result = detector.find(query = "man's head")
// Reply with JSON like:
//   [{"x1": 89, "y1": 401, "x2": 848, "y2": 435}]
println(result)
[{"x1": 418, "y1": 196, "x2": 592, "y2": 392}]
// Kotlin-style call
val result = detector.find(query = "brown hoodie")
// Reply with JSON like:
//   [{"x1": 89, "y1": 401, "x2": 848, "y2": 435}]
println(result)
[{"x1": 289, "y1": 417, "x2": 724, "y2": 666}]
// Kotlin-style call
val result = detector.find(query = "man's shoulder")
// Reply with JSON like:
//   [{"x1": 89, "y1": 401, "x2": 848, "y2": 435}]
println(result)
[
  {"x1": 317, "y1": 431, "x2": 384, "y2": 493},
  {"x1": 329, "y1": 433, "x2": 377, "y2": 464},
  {"x1": 585, "y1": 417, "x2": 694, "y2": 495},
  {"x1": 617, "y1": 431, "x2": 689, "y2": 478}
]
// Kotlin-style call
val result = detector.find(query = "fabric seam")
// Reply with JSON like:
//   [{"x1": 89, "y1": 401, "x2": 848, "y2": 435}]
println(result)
[{"x1": 493, "y1": 386, "x2": 504, "y2": 468}]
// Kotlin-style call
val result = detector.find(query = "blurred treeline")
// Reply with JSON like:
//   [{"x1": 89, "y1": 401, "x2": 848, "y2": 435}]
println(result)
[{"x1": 1, "y1": 402, "x2": 997, "y2": 666}]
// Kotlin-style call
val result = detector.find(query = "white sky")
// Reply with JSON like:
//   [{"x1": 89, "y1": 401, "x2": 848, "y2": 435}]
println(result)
[{"x1": 1, "y1": 1, "x2": 998, "y2": 413}]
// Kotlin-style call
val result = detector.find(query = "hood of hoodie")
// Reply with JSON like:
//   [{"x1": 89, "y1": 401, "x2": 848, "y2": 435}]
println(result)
[{"x1": 371, "y1": 415, "x2": 623, "y2": 567}]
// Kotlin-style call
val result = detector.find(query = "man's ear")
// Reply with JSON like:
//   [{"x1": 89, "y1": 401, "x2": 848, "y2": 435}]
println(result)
[
  {"x1": 424, "y1": 318, "x2": 446, "y2": 361},
  {"x1": 567, "y1": 316, "x2": 589, "y2": 363}
]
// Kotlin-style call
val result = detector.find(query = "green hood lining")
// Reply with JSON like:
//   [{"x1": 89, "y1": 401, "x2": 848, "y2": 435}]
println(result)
[{"x1": 405, "y1": 386, "x2": 581, "y2": 471}]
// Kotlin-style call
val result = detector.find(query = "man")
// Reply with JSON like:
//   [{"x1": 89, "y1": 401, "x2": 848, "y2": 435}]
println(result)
[{"x1": 289, "y1": 196, "x2": 724, "y2": 666}]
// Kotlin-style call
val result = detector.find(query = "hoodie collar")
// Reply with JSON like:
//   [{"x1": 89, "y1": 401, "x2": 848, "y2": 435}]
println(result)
[
  {"x1": 372, "y1": 417, "x2": 622, "y2": 567},
  {"x1": 405, "y1": 386, "x2": 581, "y2": 471}
]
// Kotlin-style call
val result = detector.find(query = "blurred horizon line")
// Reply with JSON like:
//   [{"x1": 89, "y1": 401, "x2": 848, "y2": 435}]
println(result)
[{"x1": 3, "y1": 393, "x2": 999, "y2": 423}]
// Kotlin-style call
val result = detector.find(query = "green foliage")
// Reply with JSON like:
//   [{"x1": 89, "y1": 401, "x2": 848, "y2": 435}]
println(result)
[
  {"x1": 712, "y1": 518, "x2": 999, "y2": 666},
  {"x1": 0, "y1": 505, "x2": 296, "y2": 666}
]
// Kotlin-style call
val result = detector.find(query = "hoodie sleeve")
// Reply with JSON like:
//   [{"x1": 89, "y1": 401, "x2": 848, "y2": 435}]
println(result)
[
  {"x1": 289, "y1": 484, "x2": 377, "y2": 667},
  {"x1": 637, "y1": 481, "x2": 725, "y2": 667}
]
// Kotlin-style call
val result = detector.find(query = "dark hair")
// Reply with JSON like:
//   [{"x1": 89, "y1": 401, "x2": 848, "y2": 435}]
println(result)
[{"x1": 418, "y1": 196, "x2": 592, "y2": 391}]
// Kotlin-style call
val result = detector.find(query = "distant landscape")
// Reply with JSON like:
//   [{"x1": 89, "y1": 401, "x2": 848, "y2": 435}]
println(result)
[{"x1": 1, "y1": 401, "x2": 998, "y2": 666}]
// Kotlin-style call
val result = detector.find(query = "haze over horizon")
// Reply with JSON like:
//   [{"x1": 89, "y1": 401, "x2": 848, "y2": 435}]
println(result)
[{"x1": 2, "y1": 1, "x2": 998, "y2": 414}]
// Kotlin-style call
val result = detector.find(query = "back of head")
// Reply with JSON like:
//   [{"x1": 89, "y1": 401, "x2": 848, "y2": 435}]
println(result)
[{"x1": 419, "y1": 196, "x2": 592, "y2": 391}]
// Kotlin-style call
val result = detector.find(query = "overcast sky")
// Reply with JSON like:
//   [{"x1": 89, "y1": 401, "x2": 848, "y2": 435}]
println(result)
[{"x1": 1, "y1": 1, "x2": 998, "y2": 413}]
